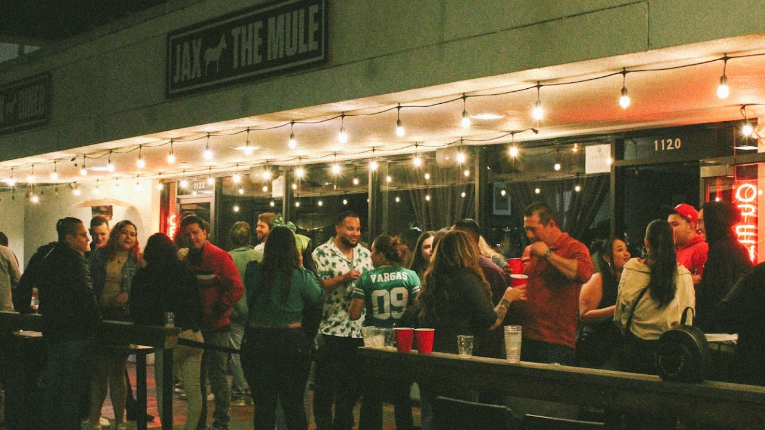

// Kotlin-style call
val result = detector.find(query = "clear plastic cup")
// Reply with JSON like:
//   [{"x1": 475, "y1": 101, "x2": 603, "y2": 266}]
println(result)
[
  {"x1": 504, "y1": 325, "x2": 522, "y2": 363},
  {"x1": 457, "y1": 335, "x2": 474, "y2": 358}
]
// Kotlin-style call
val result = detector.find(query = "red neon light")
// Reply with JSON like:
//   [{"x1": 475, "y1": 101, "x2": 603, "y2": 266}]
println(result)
[
  {"x1": 167, "y1": 213, "x2": 178, "y2": 240},
  {"x1": 733, "y1": 182, "x2": 758, "y2": 263}
]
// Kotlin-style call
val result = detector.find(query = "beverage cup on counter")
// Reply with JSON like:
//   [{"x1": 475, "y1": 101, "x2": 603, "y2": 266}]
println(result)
[
  {"x1": 504, "y1": 325, "x2": 522, "y2": 363},
  {"x1": 508, "y1": 258, "x2": 523, "y2": 275},
  {"x1": 361, "y1": 326, "x2": 379, "y2": 347},
  {"x1": 457, "y1": 335, "x2": 474, "y2": 358},
  {"x1": 394, "y1": 328, "x2": 414, "y2": 352},
  {"x1": 510, "y1": 274, "x2": 528, "y2": 288},
  {"x1": 415, "y1": 328, "x2": 435, "y2": 354},
  {"x1": 382, "y1": 328, "x2": 396, "y2": 349},
  {"x1": 164, "y1": 312, "x2": 175, "y2": 328}
]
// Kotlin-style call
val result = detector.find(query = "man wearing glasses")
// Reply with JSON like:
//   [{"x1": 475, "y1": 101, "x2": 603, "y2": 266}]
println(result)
[{"x1": 38, "y1": 217, "x2": 101, "y2": 430}]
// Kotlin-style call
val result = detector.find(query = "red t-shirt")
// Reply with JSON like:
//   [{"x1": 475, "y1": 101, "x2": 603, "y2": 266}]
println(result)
[
  {"x1": 676, "y1": 235, "x2": 708, "y2": 278},
  {"x1": 511, "y1": 233, "x2": 593, "y2": 348}
]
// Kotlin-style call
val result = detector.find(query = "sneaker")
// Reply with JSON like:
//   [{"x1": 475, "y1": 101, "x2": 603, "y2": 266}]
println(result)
[
  {"x1": 230, "y1": 397, "x2": 246, "y2": 407},
  {"x1": 206, "y1": 392, "x2": 215, "y2": 401},
  {"x1": 116, "y1": 424, "x2": 127, "y2": 430}
]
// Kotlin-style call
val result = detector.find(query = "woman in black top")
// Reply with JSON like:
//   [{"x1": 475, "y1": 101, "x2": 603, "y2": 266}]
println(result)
[
  {"x1": 130, "y1": 233, "x2": 203, "y2": 430},
  {"x1": 408, "y1": 230, "x2": 434, "y2": 279}
]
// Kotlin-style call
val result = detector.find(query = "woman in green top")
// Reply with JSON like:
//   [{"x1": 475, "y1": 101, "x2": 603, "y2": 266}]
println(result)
[{"x1": 241, "y1": 226, "x2": 323, "y2": 430}]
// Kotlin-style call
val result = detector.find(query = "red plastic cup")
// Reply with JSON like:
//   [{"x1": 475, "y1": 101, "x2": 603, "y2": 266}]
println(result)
[
  {"x1": 508, "y1": 258, "x2": 523, "y2": 275},
  {"x1": 510, "y1": 274, "x2": 528, "y2": 288},
  {"x1": 394, "y1": 328, "x2": 414, "y2": 352},
  {"x1": 415, "y1": 328, "x2": 435, "y2": 354}
]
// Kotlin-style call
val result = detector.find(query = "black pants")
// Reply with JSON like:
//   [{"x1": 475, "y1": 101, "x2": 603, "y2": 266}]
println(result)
[
  {"x1": 241, "y1": 327, "x2": 312, "y2": 430},
  {"x1": 359, "y1": 379, "x2": 413, "y2": 430},
  {"x1": 312, "y1": 335, "x2": 364, "y2": 430}
]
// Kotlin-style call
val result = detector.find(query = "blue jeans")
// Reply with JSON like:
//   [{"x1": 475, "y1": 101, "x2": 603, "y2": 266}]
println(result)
[
  {"x1": 43, "y1": 338, "x2": 94, "y2": 430},
  {"x1": 228, "y1": 320, "x2": 248, "y2": 397},
  {"x1": 198, "y1": 329, "x2": 231, "y2": 429}
]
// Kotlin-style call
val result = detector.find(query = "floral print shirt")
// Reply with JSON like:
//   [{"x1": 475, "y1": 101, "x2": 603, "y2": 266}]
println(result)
[{"x1": 312, "y1": 238, "x2": 373, "y2": 338}]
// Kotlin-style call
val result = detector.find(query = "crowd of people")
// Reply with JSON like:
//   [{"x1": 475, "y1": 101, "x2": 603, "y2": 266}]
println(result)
[{"x1": 1, "y1": 197, "x2": 764, "y2": 430}]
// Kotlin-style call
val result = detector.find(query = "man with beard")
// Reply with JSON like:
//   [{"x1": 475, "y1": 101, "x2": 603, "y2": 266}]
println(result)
[
  {"x1": 88, "y1": 216, "x2": 110, "y2": 254},
  {"x1": 253, "y1": 212, "x2": 275, "y2": 262},
  {"x1": 311, "y1": 211, "x2": 373, "y2": 430}
]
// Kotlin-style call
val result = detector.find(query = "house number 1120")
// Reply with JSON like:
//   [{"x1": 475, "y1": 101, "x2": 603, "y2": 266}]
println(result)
[{"x1": 655, "y1": 138, "x2": 682, "y2": 151}]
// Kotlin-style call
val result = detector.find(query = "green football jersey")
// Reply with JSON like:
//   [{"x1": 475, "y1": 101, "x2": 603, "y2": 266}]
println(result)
[{"x1": 351, "y1": 266, "x2": 421, "y2": 328}]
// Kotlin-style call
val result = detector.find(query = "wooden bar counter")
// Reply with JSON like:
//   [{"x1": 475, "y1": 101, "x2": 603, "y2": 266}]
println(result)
[{"x1": 359, "y1": 347, "x2": 765, "y2": 429}]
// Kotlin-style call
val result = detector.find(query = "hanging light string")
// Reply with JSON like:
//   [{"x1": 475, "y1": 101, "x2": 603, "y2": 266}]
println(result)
[{"x1": 2, "y1": 52, "x2": 764, "y2": 193}]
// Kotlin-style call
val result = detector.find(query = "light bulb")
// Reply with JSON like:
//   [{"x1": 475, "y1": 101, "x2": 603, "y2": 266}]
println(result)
[
  {"x1": 288, "y1": 132, "x2": 297, "y2": 149},
  {"x1": 413, "y1": 155, "x2": 422, "y2": 167},
  {"x1": 425, "y1": 194, "x2": 431, "y2": 201},
  {"x1": 718, "y1": 74, "x2": 729, "y2": 99},
  {"x1": 295, "y1": 167, "x2": 305, "y2": 178},
  {"x1": 262, "y1": 185, "x2": 268, "y2": 192},
  {"x1": 137, "y1": 157, "x2": 145, "y2": 169},
  {"x1": 156, "y1": 183, "x2": 164, "y2": 191},
  {"x1": 619, "y1": 87, "x2": 630, "y2": 109},
  {"x1": 461, "y1": 110, "x2": 471, "y2": 128},
  {"x1": 269, "y1": 201, "x2": 275, "y2": 207},
  {"x1": 534, "y1": 187, "x2": 541, "y2": 194},
  {"x1": 27, "y1": 173, "x2": 35, "y2": 183},
  {"x1": 456, "y1": 152, "x2": 466, "y2": 164},
  {"x1": 396, "y1": 119, "x2": 405, "y2": 137},
  {"x1": 80, "y1": 166, "x2": 87, "y2": 176},
  {"x1": 353, "y1": 177, "x2": 359, "y2": 185},
  {"x1": 395, "y1": 196, "x2": 400, "y2": 202},
  {"x1": 743, "y1": 122, "x2": 754, "y2": 136},
  {"x1": 232, "y1": 173, "x2": 241, "y2": 183},
  {"x1": 575, "y1": 184, "x2": 581, "y2": 192},
  {"x1": 386, "y1": 175, "x2": 392, "y2": 183},
  {"x1": 461, "y1": 191, "x2": 466, "y2": 198},
  {"x1": 135, "y1": 180, "x2": 141, "y2": 190},
  {"x1": 532, "y1": 100, "x2": 543, "y2": 120},
  {"x1": 339, "y1": 127, "x2": 348, "y2": 144},
  {"x1": 318, "y1": 200, "x2": 323, "y2": 206},
  {"x1": 243, "y1": 144, "x2": 254, "y2": 156},
  {"x1": 180, "y1": 179, "x2": 188, "y2": 188},
  {"x1": 204, "y1": 147, "x2": 213, "y2": 160},
  {"x1": 424, "y1": 172, "x2": 430, "y2": 180},
  {"x1": 50, "y1": 171, "x2": 58, "y2": 180},
  {"x1": 369, "y1": 160, "x2": 378, "y2": 171},
  {"x1": 263, "y1": 169, "x2": 272, "y2": 180},
  {"x1": 73, "y1": 187, "x2": 81, "y2": 196},
  {"x1": 342, "y1": 199, "x2": 348, "y2": 205},
  {"x1": 295, "y1": 201, "x2": 300, "y2": 208},
  {"x1": 292, "y1": 183, "x2": 298, "y2": 190},
  {"x1": 30, "y1": 194, "x2": 39, "y2": 204},
  {"x1": 233, "y1": 204, "x2": 240, "y2": 212},
  {"x1": 167, "y1": 152, "x2": 176, "y2": 164},
  {"x1": 332, "y1": 164, "x2": 341, "y2": 175},
  {"x1": 509, "y1": 146, "x2": 519, "y2": 158},
  {"x1": 554, "y1": 162, "x2": 561, "y2": 171},
  {"x1": 500, "y1": 189, "x2": 506, "y2": 197},
  {"x1": 463, "y1": 169, "x2": 470, "y2": 177},
  {"x1": 238, "y1": 188, "x2": 244, "y2": 195},
  {"x1": 207, "y1": 176, "x2": 214, "y2": 185}
]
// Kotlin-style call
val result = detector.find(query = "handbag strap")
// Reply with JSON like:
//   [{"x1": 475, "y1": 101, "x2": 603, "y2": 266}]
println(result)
[
  {"x1": 680, "y1": 306, "x2": 694, "y2": 326},
  {"x1": 625, "y1": 287, "x2": 649, "y2": 333}
]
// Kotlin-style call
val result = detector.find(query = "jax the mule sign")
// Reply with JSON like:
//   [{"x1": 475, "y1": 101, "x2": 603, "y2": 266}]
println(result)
[
  {"x1": 0, "y1": 74, "x2": 50, "y2": 135},
  {"x1": 167, "y1": 0, "x2": 327, "y2": 97}
]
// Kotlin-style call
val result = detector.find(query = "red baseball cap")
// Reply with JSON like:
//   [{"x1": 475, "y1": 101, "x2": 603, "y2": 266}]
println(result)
[{"x1": 672, "y1": 203, "x2": 699, "y2": 224}]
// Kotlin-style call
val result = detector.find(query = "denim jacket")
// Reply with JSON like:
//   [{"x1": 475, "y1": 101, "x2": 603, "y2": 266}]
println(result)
[{"x1": 88, "y1": 247, "x2": 141, "y2": 306}]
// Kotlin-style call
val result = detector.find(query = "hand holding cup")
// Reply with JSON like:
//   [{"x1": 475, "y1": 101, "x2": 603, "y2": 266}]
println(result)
[{"x1": 504, "y1": 284, "x2": 527, "y2": 303}]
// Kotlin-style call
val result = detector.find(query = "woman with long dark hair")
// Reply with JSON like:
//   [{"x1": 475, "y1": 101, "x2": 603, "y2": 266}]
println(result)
[
  {"x1": 614, "y1": 220, "x2": 695, "y2": 375},
  {"x1": 241, "y1": 226, "x2": 323, "y2": 430},
  {"x1": 87, "y1": 220, "x2": 142, "y2": 430},
  {"x1": 408, "y1": 230, "x2": 434, "y2": 279},
  {"x1": 130, "y1": 233, "x2": 203, "y2": 430},
  {"x1": 577, "y1": 238, "x2": 630, "y2": 367},
  {"x1": 416, "y1": 230, "x2": 526, "y2": 430}
]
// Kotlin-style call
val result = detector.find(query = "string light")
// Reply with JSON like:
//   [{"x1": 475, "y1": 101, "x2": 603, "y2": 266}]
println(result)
[
  {"x1": 532, "y1": 82, "x2": 544, "y2": 121},
  {"x1": 233, "y1": 203, "x2": 240, "y2": 212},
  {"x1": 180, "y1": 171, "x2": 188, "y2": 188},
  {"x1": 238, "y1": 187, "x2": 244, "y2": 194},
  {"x1": 167, "y1": 139, "x2": 176, "y2": 164},
  {"x1": 338, "y1": 113, "x2": 348, "y2": 144},
  {"x1": 386, "y1": 175, "x2": 392, "y2": 183},
  {"x1": 295, "y1": 166, "x2": 305, "y2": 179},
  {"x1": 269, "y1": 201, "x2": 275, "y2": 207},
  {"x1": 718, "y1": 54, "x2": 730, "y2": 99},
  {"x1": 395, "y1": 196, "x2": 400, "y2": 202},
  {"x1": 50, "y1": 161, "x2": 58, "y2": 180},
  {"x1": 456, "y1": 140, "x2": 466, "y2": 164},
  {"x1": 619, "y1": 69, "x2": 630, "y2": 109},
  {"x1": 207, "y1": 167, "x2": 215, "y2": 185},
  {"x1": 80, "y1": 156, "x2": 88, "y2": 176},
  {"x1": 107, "y1": 151, "x2": 115, "y2": 172},
  {"x1": 742, "y1": 105, "x2": 754, "y2": 137},
  {"x1": 243, "y1": 128, "x2": 254, "y2": 156},
  {"x1": 114, "y1": 178, "x2": 121, "y2": 191},
  {"x1": 288, "y1": 121, "x2": 297, "y2": 149},
  {"x1": 395, "y1": 105, "x2": 405, "y2": 137},
  {"x1": 369, "y1": 148, "x2": 378, "y2": 171},
  {"x1": 424, "y1": 172, "x2": 430, "y2": 180},
  {"x1": 204, "y1": 134, "x2": 213, "y2": 160},
  {"x1": 136, "y1": 145, "x2": 145, "y2": 169},
  {"x1": 232, "y1": 164, "x2": 241, "y2": 184},
  {"x1": 73, "y1": 183, "x2": 81, "y2": 196},
  {"x1": 461, "y1": 95, "x2": 471, "y2": 128},
  {"x1": 554, "y1": 162, "x2": 561, "y2": 171},
  {"x1": 342, "y1": 198, "x2": 348, "y2": 205},
  {"x1": 263, "y1": 161, "x2": 272, "y2": 180},
  {"x1": 318, "y1": 199, "x2": 323, "y2": 206},
  {"x1": 135, "y1": 176, "x2": 142, "y2": 190},
  {"x1": 534, "y1": 187, "x2": 541, "y2": 194},
  {"x1": 94, "y1": 180, "x2": 101, "y2": 194},
  {"x1": 413, "y1": 143, "x2": 422, "y2": 167},
  {"x1": 425, "y1": 194, "x2": 431, "y2": 201},
  {"x1": 30, "y1": 191, "x2": 39, "y2": 204},
  {"x1": 331, "y1": 153, "x2": 341, "y2": 175},
  {"x1": 575, "y1": 184, "x2": 581, "y2": 192},
  {"x1": 27, "y1": 165, "x2": 35, "y2": 183}
]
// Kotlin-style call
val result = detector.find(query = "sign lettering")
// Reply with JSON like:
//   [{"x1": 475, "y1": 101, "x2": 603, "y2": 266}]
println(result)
[
  {"x1": 167, "y1": 0, "x2": 327, "y2": 97},
  {"x1": 0, "y1": 74, "x2": 50, "y2": 135},
  {"x1": 733, "y1": 181, "x2": 758, "y2": 263}
]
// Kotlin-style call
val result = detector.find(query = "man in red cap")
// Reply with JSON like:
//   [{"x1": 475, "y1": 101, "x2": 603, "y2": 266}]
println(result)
[{"x1": 668, "y1": 203, "x2": 708, "y2": 284}]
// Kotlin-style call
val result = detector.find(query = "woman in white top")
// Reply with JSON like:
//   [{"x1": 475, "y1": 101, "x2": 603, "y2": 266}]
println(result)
[{"x1": 614, "y1": 219, "x2": 695, "y2": 375}]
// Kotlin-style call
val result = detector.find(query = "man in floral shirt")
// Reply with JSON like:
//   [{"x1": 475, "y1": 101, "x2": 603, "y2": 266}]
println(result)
[{"x1": 311, "y1": 211, "x2": 373, "y2": 430}]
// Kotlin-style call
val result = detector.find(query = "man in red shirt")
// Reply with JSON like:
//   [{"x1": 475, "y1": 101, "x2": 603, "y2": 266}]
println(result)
[
  {"x1": 514, "y1": 201, "x2": 593, "y2": 365},
  {"x1": 668, "y1": 203, "x2": 708, "y2": 285},
  {"x1": 180, "y1": 215, "x2": 244, "y2": 430}
]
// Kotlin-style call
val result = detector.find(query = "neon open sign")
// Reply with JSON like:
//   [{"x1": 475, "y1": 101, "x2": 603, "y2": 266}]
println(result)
[
  {"x1": 734, "y1": 182, "x2": 758, "y2": 263},
  {"x1": 167, "y1": 213, "x2": 178, "y2": 240}
]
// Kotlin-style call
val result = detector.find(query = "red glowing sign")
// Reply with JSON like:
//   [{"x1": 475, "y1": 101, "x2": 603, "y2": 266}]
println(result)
[
  {"x1": 167, "y1": 213, "x2": 178, "y2": 240},
  {"x1": 733, "y1": 182, "x2": 758, "y2": 263}
]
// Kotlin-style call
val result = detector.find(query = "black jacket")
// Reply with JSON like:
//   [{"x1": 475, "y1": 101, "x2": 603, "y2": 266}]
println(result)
[
  {"x1": 12, "y1": 241, "x2": 56, "y2": 313},
  {"x1": 38, "y1": 243, "x2": 101, "y2": 343}
]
